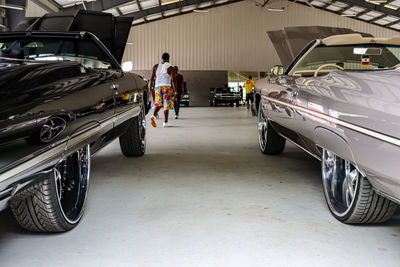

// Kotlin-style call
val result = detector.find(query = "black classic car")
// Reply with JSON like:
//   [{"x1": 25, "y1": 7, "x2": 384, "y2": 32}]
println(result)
[
  {"x1": 0, "y1": 11, "x2": 150, "y2": 232},
  {"x1": 209, "y1": 87, "x2": 241, "y2": 107}
]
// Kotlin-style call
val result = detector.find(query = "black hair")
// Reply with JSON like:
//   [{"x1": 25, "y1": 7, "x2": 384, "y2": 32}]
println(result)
[
  {"x1": 174, "y1": 66, "x2": 179, "y2": 71},
  {"x1": 249, "y1": 75, "x2": 252, "y2": 79},
  {"x1": 162, "y1": 53, "x2": 170, "y2": 61}
]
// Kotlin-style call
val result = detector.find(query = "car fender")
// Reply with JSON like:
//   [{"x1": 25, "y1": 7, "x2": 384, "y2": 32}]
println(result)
[{"x1": 314, "y1": 126, "x2": 365, "y2": 176}]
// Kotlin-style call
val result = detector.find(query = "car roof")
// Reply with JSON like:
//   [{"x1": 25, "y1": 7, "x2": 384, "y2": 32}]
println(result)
[{"x1": 322, "y1": 33, "x2": 400, "y2": 46}]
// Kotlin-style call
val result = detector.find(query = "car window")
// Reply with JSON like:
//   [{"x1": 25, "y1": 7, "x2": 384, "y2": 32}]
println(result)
[
  {"x1": 0, "y1": 36, "x2": 115, "y2": 69},
  {"x1": 293, "y1": 44, "x2": 400, "y2": 73}
]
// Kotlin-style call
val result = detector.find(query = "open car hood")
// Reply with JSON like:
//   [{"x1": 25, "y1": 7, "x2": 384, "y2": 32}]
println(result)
[
  {"x1": 14, "y1": 10, "x2": 133, "y2": 64},
  {"x1": 267, "y1": 26, "x2": 373, "y2": 68}
]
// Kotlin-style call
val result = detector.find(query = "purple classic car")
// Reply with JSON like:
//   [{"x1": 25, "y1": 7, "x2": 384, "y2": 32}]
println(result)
[{"x1": 254, "y1": 33, "x2": 400, "y2": 224}]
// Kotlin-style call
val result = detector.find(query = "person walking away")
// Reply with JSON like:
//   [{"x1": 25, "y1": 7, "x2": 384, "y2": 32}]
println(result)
[
  {"x1": 174, "y1": 66, "x2": 184, "y2": 119},
  {"x1": 149, "y1": 53, "x2": 177, "y2": 128},
  {"x1": 239, "y1": 86, "x2": 244, "y2": 105},
  {"x1": 244, "y1": 76, "x2": 255, "y2": 110}
]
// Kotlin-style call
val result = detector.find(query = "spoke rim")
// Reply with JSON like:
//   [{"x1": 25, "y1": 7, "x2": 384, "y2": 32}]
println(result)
[
  {"x1": 54, "y1": 145, "x2": 90, "y2": 224},
  {"x1": 322, "y1": 149, "x2": 360, "y2": 216},
  {"x1": 140, "y1": 112, "x2": 146, "y2": 153},
  {"x1": 258, "y1": 107, "x2": 267, "y2": 150}
]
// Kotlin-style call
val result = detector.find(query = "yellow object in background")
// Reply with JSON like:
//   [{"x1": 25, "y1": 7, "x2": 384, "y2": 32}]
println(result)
[
  {"x1": 243, "y1": 79, "x2": 255, "y2": 94},
  {"x1": 122, "y1": 93, "x2": 131, "y2": 101}
]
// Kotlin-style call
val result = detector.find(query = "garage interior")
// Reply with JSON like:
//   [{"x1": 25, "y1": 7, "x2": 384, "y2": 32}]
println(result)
[{"x1": 1, "y1": 0, "x2": 400, "y2": 266}]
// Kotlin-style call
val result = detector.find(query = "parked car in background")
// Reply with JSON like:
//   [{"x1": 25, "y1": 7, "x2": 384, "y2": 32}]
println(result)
[
  {"x1": 181, "y1": 82, "x2": 190, "y2": 107},
  {"x1": 181, "y1": 92, "x2": 190, "y2": 107},
  {"x1": 209, "y1": 87, "x2": 241, "y2": 107},
  {"x1": 0, "y1": 11, "x2": 151, "y2": 233},
  {"x1": 254, "y1": 33, "x2": 400, "y2": 224}
]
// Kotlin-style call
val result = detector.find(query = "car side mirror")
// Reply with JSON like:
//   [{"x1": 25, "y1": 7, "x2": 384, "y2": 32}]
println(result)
[
  {"x1": 270, "y1": 65, "x2": 284, "y2": 76},
  {"x1": 122, "y1": 61, "x2": 133, "y2": 72}
]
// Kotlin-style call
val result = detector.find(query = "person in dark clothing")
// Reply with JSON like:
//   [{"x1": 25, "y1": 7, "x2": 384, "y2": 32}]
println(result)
[
  {"x1": 239, "y1": 86, "x2": 244, "y2": 104},
  {"x1": 174, "y1": 66, "x2": 185, "y2": 119}
]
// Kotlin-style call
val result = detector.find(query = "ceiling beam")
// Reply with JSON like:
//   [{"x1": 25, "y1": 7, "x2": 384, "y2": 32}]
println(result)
[
  {"x1": 338, "y1": 0, "x2": 400, "y2": 19},
  {"x1": 116, "y1": 6, "x2": 123, "y2": 15},
  {"x1": 355, "y1": 9, "x2": 371, "y2": 18},
  {"x1": 338, "y1": 4, "x2": 354, "y2": 15},
  {"x1": 131, "y1": 0, "x2": 242, "y2": 26},
  {"x1": 122, "y1": 0, "x2": 228, "y2": 18},
  {"x1": 101, "y1": 0, "x2": 134, "y2": 10},
  {"x1": 289, "y1": 0, "x2": 400, "y2": 31},
  {"x1": 31, "y1": 0, "x2": 60, "y2": 12},
  {"x1": 385, "y1": 18, "x2": 400, "y2": 27},
  {"x1": 62, "y1": 0, "x2": 133, "y2": 12},
  {"x1": 369, "y1": 13, "x2": 386, "y2": 23},
  {"x1": 135, "y1": 0, "x2": 147, "y2": 23},
  {"x1": 158, "y1": 0, "x2": 165, "y2": 18},
  {"x1": 322, "y1": 1, "x2": 335, "y2": 9}
]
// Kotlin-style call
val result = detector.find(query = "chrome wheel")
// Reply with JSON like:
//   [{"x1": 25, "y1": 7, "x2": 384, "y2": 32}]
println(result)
[
  {"x1": 258, "y1": 105, "x2": 267, "y2": 151},
  {"x1": 54, "y1": 145, "x2": 90, "y2": 224},
  {"x1": 139, "y1": 111, "x2": 146, "y2": 153},
  {"x1": 322, "y1": 149, "x2": 359, "y2": 216}
]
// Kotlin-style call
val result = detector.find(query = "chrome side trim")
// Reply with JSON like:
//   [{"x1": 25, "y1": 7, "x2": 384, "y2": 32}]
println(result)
[
  {"x1": 284, "y1": 135, "x2": 321, "y2": 161},
  {"x1": 265, "y1": 97, "x2": 400, "y2": 147},
  {"x1": 0, "y1": 143, "x2": 66, "y2": 184},
  {"x1": 0, "y1": 106, "x2": 139, "y2": 184}
]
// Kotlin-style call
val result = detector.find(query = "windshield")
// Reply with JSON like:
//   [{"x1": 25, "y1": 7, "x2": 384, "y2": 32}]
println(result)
[
  {"x1": 0, "y1": 36, "x2": 115, "y2": 69},
  {"x1": 293, "y1": 44, "x2": 400, "y2": 73},
  {"x1": 216, "y1": 88, "x2": 235, "y2": 93}
]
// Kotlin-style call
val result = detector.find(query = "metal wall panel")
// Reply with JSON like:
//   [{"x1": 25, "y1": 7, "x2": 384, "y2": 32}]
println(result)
[{"x1": 123, "y1": 0, "x2": 399, "y2": 71}]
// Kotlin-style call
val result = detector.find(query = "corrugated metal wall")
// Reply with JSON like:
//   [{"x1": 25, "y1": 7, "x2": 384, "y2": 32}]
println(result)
[{"x1": 123, "y1": 0, "x2": 399, "y2": 71}]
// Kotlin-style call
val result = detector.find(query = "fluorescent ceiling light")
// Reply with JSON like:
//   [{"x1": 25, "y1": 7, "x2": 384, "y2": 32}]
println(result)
[
  {"x1": 366, "y1": 0, "x2": 388, "y2": 3},
  {"x1": 268, "y1": 7, "x2": 285, "y2": 11},
  {"x1": 161, "y1": 0, "x2": 181, "y2": 5},
  {"x1": 342, "y1": 13, "x2": 357, "y2": 17},
  {"x1": 384, "y1": 4, "x2": 398, "y2": 9},
  {"x1": 193, "y1": 9, "x2": 209, "y2": 13},
  {"x1": 0, "y1": 4, "x2": 24, "y2": 10}
]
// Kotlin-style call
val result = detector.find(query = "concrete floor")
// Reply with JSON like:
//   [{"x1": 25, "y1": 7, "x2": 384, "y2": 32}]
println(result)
[{"x1": 1, "y1": 107, "x2": 400, "y2": 267}]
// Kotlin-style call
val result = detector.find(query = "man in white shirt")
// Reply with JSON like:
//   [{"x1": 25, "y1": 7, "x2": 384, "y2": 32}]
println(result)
[{"x1": 149, "y1": 53, "x2": 177, "y2": 128}]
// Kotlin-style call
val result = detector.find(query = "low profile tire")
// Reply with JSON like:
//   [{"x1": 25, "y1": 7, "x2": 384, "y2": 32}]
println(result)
[
  {"x1": 10, "y1": 145, "x2": 90, "y2": 232},
  {"x1": 185, "y1": 103, "x2": 189, "y2": 107},
  {"x1": 119, "y1": 109, "x2": 146, "y2": 157},
  {"x1": 322, "y1": 149, "x2": 398, "y2": 224},
  {"x1": 258, "y1": 103, "x2": 285, "y2": 154}
]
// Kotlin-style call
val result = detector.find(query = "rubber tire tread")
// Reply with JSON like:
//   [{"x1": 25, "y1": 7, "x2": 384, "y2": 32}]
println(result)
[
  {"x1": 260, "y1": 119, "x2": 286, "y2": 155},
  {"x1": 343, "y1": 176, "x2": 398, "y2": 224},
  {"x1": 10, "y1": 177, "x2": 75, "y2": 232},
  {"x1": 119, "y1": 114, "x2": 145, "y2": 157}
]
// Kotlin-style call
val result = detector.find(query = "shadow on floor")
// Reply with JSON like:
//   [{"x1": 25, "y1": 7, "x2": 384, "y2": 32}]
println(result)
[{"x1": 1, "y1": 145, "x2": 399, "y2": 239}]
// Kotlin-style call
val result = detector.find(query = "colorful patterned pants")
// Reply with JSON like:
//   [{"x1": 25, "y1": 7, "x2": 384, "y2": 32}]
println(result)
[{"x1": 154, "y1": 86, "x2": 174, "y2": 110}]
